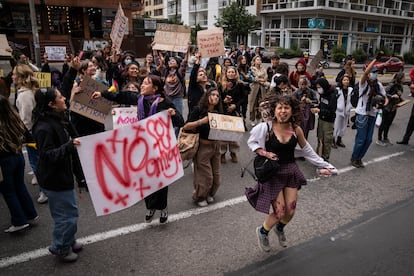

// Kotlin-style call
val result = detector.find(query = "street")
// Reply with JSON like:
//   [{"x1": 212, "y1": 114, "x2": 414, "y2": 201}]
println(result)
[{"x1": 1, "y1": 71, "x2": 414, "y2": 275}]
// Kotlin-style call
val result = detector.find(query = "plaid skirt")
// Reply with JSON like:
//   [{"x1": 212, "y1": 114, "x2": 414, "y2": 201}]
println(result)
[{"x1": 245, "y1": 162, "x2": 307, "y2": 214}]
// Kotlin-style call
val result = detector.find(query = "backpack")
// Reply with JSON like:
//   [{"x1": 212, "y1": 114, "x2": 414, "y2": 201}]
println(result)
[{"x1": 350, "y1": 84, "x2": 369, "y2": 108}]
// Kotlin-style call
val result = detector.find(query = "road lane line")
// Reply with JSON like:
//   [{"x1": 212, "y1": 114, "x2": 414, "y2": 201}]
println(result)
[{"x1": 0, "y1": 151, "x2": 406, "y2": 268}]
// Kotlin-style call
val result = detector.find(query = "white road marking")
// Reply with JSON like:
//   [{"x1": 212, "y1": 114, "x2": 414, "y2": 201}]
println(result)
[{"x1": 0, "y1": 151, "x2": 406, "y2": 268}]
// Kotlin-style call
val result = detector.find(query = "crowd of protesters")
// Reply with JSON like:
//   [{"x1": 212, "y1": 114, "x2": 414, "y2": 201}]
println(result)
[{"x1": 1, "y1": 42, "x2": 413, "y2": 261}]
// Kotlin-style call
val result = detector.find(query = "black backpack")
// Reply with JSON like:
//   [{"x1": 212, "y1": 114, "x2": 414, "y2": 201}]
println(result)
[{"x1": 350, "y1": 84, "x2": 369, "y2": 108}]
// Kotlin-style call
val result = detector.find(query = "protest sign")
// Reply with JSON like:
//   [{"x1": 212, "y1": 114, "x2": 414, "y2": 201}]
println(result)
[
  {"x1": 153, "y1": 23, "x2": 190, "y2": 53},
  {"x1": 0, "y1": 34, "x2": 11, "y2": 57},
  {"x1": 110, "y1": 3, "x2": 128, "y2": 53},
  {"x1": 197, "y1": 28, "x2": 225, "y2": 58},
  {"x1": 112, "y1": 106, "x2": 138, "y2": 129},
  {"x1": 34, "y1": 72, "x2": 51, "y2": 88},
  {"x1": 208, "y1": 113, "x2": 245, "y2": 142},
  {"x1": 77, "y1": 111, "x2": 184, "y2": 216},
  {"x1": 308, "y1": 49, "x2": 324, "y2": 76},
  {"x1": 45, "y1": 46, "x2": 66, "y2": 61},
  {"x1": 70, "y1": 76, "x2": 112, "y2": 124}
]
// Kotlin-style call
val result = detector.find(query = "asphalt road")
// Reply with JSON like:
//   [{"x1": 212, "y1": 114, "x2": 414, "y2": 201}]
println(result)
[{"x1": 0, "y1": 80, "x2": 413, "y2": 275}]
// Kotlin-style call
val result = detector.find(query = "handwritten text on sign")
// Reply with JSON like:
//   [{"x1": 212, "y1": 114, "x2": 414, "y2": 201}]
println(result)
[
  {"x1": 70, "y1": 76, "x2": 112, "y2": 124},
  {"x1": 153, "y1": 23, "x2": 191, "y2": 53},
  {"x1": 110, "y1": 3, "x2": 128, "y2": 53},
  {"x1": 197, "y1": 28, "x2": 225, "y2": 58},
  {"x1": 77, "y1": 111, "x2": 184, "y2": 216},
  {"x1": 112, "y1": 106, "x2": 138, "y2": 129}
]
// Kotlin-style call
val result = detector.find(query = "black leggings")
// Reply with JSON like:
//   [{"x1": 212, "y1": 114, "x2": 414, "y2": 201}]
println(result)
[{"x1": 378, "y1": 109, "x2": 397, "y2": 140}]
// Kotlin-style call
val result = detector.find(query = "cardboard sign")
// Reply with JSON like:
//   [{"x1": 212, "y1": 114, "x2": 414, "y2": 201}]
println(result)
[
  {"x1": 153, "y1": 23, "x2": 191, "y2": 53},
  {"x1": 0, "y1": 34, "x2": 11, "y2": 57},
  {"x1": 110, "y1": 3, "x2": 128, "y2": 53},
  {"x1": 76, "y1": 111, "x2": 184, "y2": 216},
  {"x1": 44, "y1": 46, "x2": 66, "y2": 61},
  {"x1": 208, "y1": 113, "x2": 245, "y2": 142},
  {"x1": 197, "y1": 28, "x2": 225, "y2": 58},
  {"x1": 34, "y1": 72, "x2": 51, "y2": 88},
  {"x1": 112, "y1": 106, "x2": 138, "y2": 129},
  {"x1": 308, "y1": 49, "x2": 324, "y2": 76},
  {"x1": 70, "y1": 76, "x2": 112, "y2": 124}
]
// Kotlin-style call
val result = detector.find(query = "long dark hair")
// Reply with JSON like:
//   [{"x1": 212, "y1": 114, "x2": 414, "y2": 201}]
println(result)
[
  {"x1": 32, "y1": 87, "x2": 61, "y2": 123},
  {"x1": 0, "y1": 95, "x2": 26, "y2": 153},
  {"x1": 198, "y1": 87, "x2": 223, "y2": 113}
]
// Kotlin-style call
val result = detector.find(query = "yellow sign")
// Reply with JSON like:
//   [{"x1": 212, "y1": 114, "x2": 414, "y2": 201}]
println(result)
[
  {"x1": 208, "y1": 113, "x2": 245, "y2": 142},
  {"x1": 34, "y1": 72, "x2": 51, "y2": 88},
  {"x1": 0, "y1": 69, "x2": 3, "y2": 77}
]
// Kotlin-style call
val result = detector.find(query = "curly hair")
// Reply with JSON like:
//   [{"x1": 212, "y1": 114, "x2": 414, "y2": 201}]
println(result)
[{"x1": 264, "y1": 94, "x2": 303, "y2": 127}]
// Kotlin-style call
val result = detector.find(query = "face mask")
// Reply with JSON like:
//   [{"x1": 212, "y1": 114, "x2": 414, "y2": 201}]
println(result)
[
  {"x1": 317, "y1": 87, "x2": 324, "y2": 94},
  {"x1": 124, "y1": 59, "x2": 132, "y2": 65},
  {"x1": 369, "y1": 73, "x2": 377, "y2": 80}
]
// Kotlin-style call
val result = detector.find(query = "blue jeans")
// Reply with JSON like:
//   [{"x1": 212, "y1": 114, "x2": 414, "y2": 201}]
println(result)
[
  {"x1": 43, "y1": 189, "x2": 78, "y2": 255},
  {"x1": 0, "y1": 153, "x2": 37, "y2": 226},
  {"x1": 166, "y1": 96, "x2": 184, "y2": 138},
  {"x1": 352, "y1": 114, "x2": 376, "y2": 160},
  {"x1": 26, "y1": 145, "x2": 39, "y2": 174}
]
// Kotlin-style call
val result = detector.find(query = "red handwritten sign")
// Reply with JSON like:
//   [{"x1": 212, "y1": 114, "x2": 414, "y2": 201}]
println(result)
[
  {"x1": 197, "y1": 28, "x2": 225, "y2": 58},
  {"x1": 77, "y1": 111, "x2": 184, "y2": 216}
]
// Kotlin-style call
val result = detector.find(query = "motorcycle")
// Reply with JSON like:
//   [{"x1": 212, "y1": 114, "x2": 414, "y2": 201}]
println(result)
[{"x1": 319, "y1": 59, "x2": 329, "y2": 69}]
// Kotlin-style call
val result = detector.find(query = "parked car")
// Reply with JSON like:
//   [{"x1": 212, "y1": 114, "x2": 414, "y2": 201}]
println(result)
[
  {"x1": 363, "y1": 56, "x2": 404, "y2": 74},
  {"x1": 250, "y1": 46, "x2": 274, "y2": 63}
]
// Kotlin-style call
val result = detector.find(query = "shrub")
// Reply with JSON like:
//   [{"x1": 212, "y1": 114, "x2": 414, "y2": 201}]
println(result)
[
  {"x1": 331, "y1": 45, "x2": 346, "y2": 63},
  {"x1": 352, "y1": 48, "x2": 368, "y2": 63},
  {"x1": 276, "y1": 45, "x2": 302, "y2": 58},
  {"x1": 403, "y1": 52, "x2": 414, "y2": 64}
]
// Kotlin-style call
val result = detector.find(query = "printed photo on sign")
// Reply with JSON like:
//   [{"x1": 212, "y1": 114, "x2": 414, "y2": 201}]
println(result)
[{"x1": 76, "y1": 111, "x2": 184, "y2": 216}]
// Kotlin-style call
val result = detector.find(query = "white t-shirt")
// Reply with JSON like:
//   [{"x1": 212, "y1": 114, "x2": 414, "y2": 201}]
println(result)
[{"x1": 355, "y1": 81, "x2": 386, "y2": 117}]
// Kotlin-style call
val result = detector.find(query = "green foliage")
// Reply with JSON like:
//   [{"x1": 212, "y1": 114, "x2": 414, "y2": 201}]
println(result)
[
  {"x1": 352, "y1": 48, "x2": 368, "y2": 63},
  {"x1": 331, "y1": 45, "x2": 346, "y2": 62},
  {"x1": 276, "y1": 46, "x2": 302, "y2": 58},
  {"x1": 403, "y1": 52, "x2": 414, "y2": 65},
  {"x1": 214, "y1": 2, "x2": 256, "y2": 44},
  {"x1": 191, "y1": 24, "x2": 204, "y2": 45},
  {"x1": 378, "y1": 46, "x2": 392, "y2": 57}
]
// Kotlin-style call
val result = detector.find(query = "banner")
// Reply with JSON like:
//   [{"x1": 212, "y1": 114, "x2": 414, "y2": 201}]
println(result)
[
  {"x1": 112, "y1": 106, "x2": 138, "y2": 129},
  {"x1": 110, "y1": 3, "x2": 128, "y2": 53},
  {"x1": 77, "y1": 111, "x2": 184, "y2": 216},
  {"x1": 34, "y1": 72, "x2": 51, "y2": 88},
  {"x1": 197, "y1": 28, "x2": 225, "y2": 58},
  {"x1": 70, "y1": 76, "x2": 112, "y2": 124},
  {"x1": 153, "y1": 23, "x2": 191, "y2": 53},
  {"x1": 208, "y1": 113, "x2": 245, "y2": 142},
  {"x1": 44, "y1": 46, "x2": 66, "y2": 61}
]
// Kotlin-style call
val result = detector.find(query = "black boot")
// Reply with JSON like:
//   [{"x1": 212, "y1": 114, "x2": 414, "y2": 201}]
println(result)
[
  {"x1": 336, "y1": 136, "x2": 346, "y2": 147},
  {"x1": 331, "y1": 138, "x2": 338, "y2": 149}
]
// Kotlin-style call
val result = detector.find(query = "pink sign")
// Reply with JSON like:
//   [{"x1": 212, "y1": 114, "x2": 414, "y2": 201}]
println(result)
[{"x1": 77, "y1": 111, "x2": 184, "y2": 216}]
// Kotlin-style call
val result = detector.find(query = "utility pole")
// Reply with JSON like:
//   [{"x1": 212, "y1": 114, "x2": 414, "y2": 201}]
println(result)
[
  {"x1": 175, "y1": 0, "x2": 178, "y2": 23},
  {"x1": 29, "y1": 0, "x2": 41, "y2": 67}
]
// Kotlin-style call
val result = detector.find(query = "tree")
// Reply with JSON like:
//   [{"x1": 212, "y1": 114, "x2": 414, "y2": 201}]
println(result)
[{"x1": 214, "y1": 2, "x2": 256, "y2": 45}]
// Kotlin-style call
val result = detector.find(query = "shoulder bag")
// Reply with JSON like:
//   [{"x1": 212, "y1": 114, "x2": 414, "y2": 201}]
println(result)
[{"x1": 177, "y1": 128, "x2": 199, "y2": 161}]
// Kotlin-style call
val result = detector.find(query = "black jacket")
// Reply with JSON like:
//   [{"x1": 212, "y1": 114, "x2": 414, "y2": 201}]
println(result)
[
  {"x1": 33, "y1": 112, "x2": 76, "y2": 191},
  {"x1": 319, "y1": 89, "x2": 338, "y2": 123}
]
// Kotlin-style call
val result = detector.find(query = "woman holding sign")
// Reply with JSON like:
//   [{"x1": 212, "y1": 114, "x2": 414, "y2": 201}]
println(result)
[
  {"x1": 92, "y1": 74, "x2": 184, "y2": 223},
  {"x1": 182, "y1": 87, "x2": 224, "y2": 207}
]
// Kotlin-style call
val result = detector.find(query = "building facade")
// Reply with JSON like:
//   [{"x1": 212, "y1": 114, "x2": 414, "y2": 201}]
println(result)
[
  {"x1": 260, "y1": 0, "x2": 414, "y2": 55},
  {"x1": 162, "y1": 0, "x2": 414, "y2": 56}
]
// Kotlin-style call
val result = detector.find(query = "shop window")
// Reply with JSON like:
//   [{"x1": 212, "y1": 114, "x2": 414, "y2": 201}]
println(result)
[
  {"x1": 69, "y1": 7, "x2": 84, "y2": 37},
  {"x1": 47, "y1": 6, "x2": 69, "y2": 35}
]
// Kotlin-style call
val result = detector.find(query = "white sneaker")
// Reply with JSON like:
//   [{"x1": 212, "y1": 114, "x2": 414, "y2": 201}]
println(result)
[
  {"x1": 37, "y1": 192, "x2": 48, "y2": 204},
  {"x1": 206, "y1": 196, "x2": 215, "y2": 203},
  {"x1": 4, "y1": 224, "x2": 29, "y2": 233},
  {"x1": 376, "y1": 140, "x2": 387, "y2": 147},
  {"x1": 31, "y1": 175, "x2": 38, "y2": 185},
  {"x1": 197, "y1": 200, "x2": 208, "y2": 207}
]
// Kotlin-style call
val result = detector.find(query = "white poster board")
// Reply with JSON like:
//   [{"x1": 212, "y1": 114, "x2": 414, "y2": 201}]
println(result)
[
  {"x1": 112, "y1": 106, "x2": 138, "y2": 129},
  {"x1": 77, "y1": 111, "x2": 184, "y2": 216},
  {"x1": 45, "y1": 46, "x2": 66, "y2": 61}
]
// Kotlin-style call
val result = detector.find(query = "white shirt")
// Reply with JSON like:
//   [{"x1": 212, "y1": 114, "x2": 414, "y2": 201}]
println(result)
[{"x1": 355, "y1": 81, "x2": 386, "y2": 117}]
